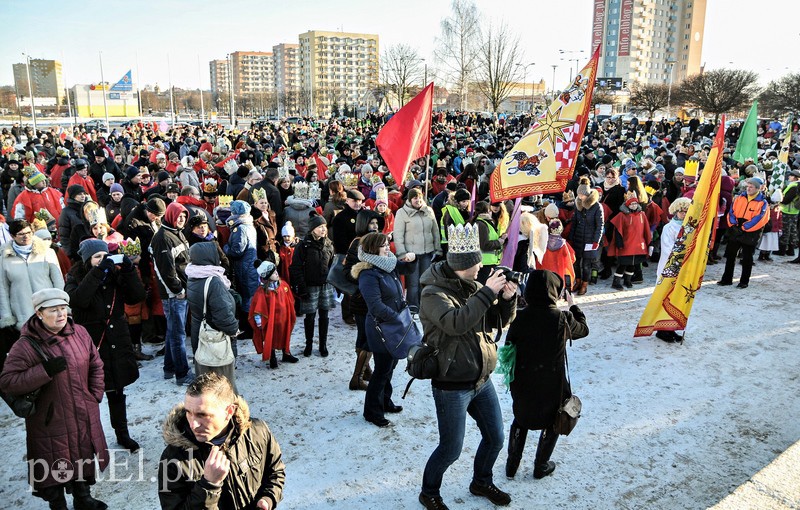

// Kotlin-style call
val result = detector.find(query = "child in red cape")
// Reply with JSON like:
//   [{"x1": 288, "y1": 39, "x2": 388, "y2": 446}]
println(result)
[{"x1": 248, "y1": 260, "x2": 298, "y2": 368}]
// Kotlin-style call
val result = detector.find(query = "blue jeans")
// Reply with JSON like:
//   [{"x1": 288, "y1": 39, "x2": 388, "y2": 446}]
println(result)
[
  {"x1": 404, "y1": 252, "x2": 433, "y2": 311},
  {"x1": 422, "y1": 381, "x2": 504, "y2": 497},
  {"x1": 163, "y1": 297, "x2": 190, "y2": 379}
]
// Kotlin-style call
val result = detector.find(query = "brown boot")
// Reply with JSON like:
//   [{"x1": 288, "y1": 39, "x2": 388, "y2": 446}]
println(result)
[
  {"x1": 349, "y1": 349, "x2": 370, "y2": 391},
  {"x1": 133, "y1": 343, "x2": 154, "y2": 361},
  {"x1": 576, "y1": 281, "x2": 589, "y2": 296},
  {"x1": 572, "y1": 278, "x2": 583, "y2": 293}
]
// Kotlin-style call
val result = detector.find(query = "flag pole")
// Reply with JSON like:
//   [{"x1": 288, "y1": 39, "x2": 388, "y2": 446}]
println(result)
[
  {"x1": 61, "y1": 52, "x2": 74, "y2": 131},
  {"x1": 135, "y1": 53, "x2": 143, "y2": 122},
  {"x1": 98, "y1": 52, "x2": 110, "y2": 131},
  {"x1": 167, "y1": 54, "x2": 176, "y2": 127},
  {"x1": 197, "y1": 54, "x2": 206, "y2": 125}
]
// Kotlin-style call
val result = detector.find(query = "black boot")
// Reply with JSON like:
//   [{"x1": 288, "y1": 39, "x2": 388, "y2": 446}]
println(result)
[
  {"x1": 40, "y1": 486, "x2": 67, "y2": 510},
  {"x1": 757, "y1": 251, "x2": 767, "y2": 261},
  {"x1": 611, "y1": 274, "x2": 624, "y2": 290},
  {"x1": 269, "y1": 349, "x2": 278, "y2": 369},
  {"x1": 775, "y1": 247, "x2": 786, "y2": 256},
  {"x1": 108, "y1": 393, "x2": 140, "y2": 453},
  {"x1": 533, "y1": 427, "x2": 559, "y2": 479},
  {"x1": 623, "y1": 272, "x2": 634, "y2": 288},
  {"x1": 71, "y1": 482, "x2": 108, "y2": 510},
  {"x1": 318, "y1": 313, "x2": 329, "y2": 357},
  {"x1": 505, "y1": 422, "x2": 528, "y2": 478},
  {"x1": 303, "y1": 314, "x2": 315, "y2": 356},
  {"x1": 282, "y1": 351, "x2": 299, "y2": 363},
  {"x1": 632, "y1": 264, "x2": 644, "y2": 284},
  {"x1": 787, "y1": 247, "x2": 796, "y2": 257},
  {"x1": 789, "y1": 255, "x2": 800, "y2": 264}
]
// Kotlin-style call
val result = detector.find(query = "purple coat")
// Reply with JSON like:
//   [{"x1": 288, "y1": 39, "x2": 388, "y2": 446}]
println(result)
[{"x1": 0, "y1": 316, "x2": 109, "y2": 489}]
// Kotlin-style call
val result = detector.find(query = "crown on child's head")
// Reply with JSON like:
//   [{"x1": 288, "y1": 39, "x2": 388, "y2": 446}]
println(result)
[
  {"x1": 217, "y1": 195, "x2": 233, "y2": 208},
  {"x1": 293, "y1": 181, "x2": 309, "y2": 200}
]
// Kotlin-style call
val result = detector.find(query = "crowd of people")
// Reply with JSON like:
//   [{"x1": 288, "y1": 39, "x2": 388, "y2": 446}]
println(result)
[{"x1": 0, "y1": 108, "x2": 797, "y2": 508}]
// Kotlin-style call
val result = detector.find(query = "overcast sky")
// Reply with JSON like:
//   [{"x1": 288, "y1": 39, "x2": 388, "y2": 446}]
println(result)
[{"x1": 1, "y1": 0, "x2": 797, "y2": 92}]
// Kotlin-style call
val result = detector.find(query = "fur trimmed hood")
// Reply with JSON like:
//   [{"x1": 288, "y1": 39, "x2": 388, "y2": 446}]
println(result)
[
  {"x1": 350, "y1": 261, "x2": 373, "y2": 280},
  {"x1": 576, "y1": 189, "x2": 599, "y2": 211},
  {"x1": 162, "y1": 395, "x2": 252, "y2": 450}
]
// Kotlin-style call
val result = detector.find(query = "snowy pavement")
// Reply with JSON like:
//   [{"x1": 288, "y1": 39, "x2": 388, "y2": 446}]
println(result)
[{"x1": 1, "y1": 255, "x2": 799, "y2": 509}]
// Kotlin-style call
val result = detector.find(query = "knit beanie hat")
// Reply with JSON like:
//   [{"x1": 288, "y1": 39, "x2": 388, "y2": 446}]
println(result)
[
  {"x1": 146, "y1": 197, "x2": 167, "y2": 216},
  {"x1": 446, "y1": 224, "x2": 482, "y2": 271},
  {"x1": 281, "y1": 221, "x2": 295, "y2": 237},
  {"x1": 126, "y1": 166, "x2": 141, "y2": 180},
  {"x1": 27, "y1": 170, "x2": 46, "y2": 188},
  {"x1": 454, "y1": 189, "x2": 471, "y2": 202},
  {"x1": 68, "y1": 184, "x2": 87, "y2": 198},
  {"x1": 256, "y1": 260, "x2": 277, "y2": 280},
  {"x1": 308, "y1": 211, "x2": 326, "y2": 232},
  {"x1": 102, "y1": 172, "x2": 115, "y2": 183},
  {"x1": 78, "y1": 238, "x2": 109, "y2": 263},
  {"x1": 110, "y1": 183, "x2": 124, "y2": 194},
  {"x1": 230, "y1": 200, "x2": 251, "y2": 216},
  {"x1": 157, "y1": 171, "x2": 171, "y2": 183},
  {"x1": 544, "y1": 203, "x2": 559, "y2": 220}
]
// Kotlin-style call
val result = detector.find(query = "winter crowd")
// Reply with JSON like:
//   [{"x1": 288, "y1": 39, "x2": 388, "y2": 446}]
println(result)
[{"x1": 0, "y1": 109, "x2": 797, "y2": 509}]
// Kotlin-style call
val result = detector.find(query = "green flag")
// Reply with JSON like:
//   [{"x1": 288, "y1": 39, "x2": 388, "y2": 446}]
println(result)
[{"x1": 733, "y1": 101, "x2": 758, "y2": 164}]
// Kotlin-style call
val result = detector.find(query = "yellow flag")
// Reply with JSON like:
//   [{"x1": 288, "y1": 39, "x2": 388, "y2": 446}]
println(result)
[
  {"x1": 490, "y1": 48, "x2": 600, "y2": 201},
  {"x1": 634, "y1": 117, "x2": 725, "y2": 337}
]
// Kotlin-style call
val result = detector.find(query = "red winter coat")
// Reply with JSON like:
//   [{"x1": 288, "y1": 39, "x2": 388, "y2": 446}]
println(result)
[
  {"x1": 0, "y1": 316, "x2": 109, "y2": 489},
  {"x1": 608, "y1": 208, "x2": 652, "y2": 257},
  {"x1": 66, "y1": 173, "x2": 97, "y2": 201},
  {"x1": 249, "y1": 281, "x2": 296, "y2": 360},
  {"x1": 11, "y1": 187, "x2": 64, "y2": 225}
]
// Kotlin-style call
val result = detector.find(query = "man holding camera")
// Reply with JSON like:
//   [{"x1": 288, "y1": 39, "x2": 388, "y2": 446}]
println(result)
[{"x1": 418, "y1": 224, "x2": 518, "y2": 510}]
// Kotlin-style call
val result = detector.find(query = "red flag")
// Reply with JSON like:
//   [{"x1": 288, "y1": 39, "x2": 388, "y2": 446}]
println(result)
[{"x1": 376, "y1": 83, "x2": 434, "y2": 186}]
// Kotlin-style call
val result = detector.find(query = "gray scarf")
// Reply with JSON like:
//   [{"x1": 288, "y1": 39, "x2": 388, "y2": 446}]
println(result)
[{"x1": 358, "y1": 248, "x2": 397, "y2": 273}]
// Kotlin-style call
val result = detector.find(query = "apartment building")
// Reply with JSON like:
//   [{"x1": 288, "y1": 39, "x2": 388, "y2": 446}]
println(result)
[
  {"x1": 273, "y1": 43, "x2": 301, "y2": 115},
  {"x1": 12, "y1": 58, "x2": 65, "y2": 104},
  {"x1": 298, "y1": 30, "x2": 379, "y2": 116},
  {"x1": 209, "y1": 59, "x2": 230, "y2": 97},
  {"x1": 592, "y1": 0, "x2": 706, "y2": 85}
]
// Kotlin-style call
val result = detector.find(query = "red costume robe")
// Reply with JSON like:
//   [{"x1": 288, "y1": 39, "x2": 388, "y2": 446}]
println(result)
[{"x1": 248, "y1": 281, "x2": 296, "y2": 361}]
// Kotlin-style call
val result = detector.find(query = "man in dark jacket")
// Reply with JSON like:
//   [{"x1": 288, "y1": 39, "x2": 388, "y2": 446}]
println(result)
[
  {"x1": 89, "y1": 148, "x2": 120, "y2": 188},
  {"x1": 418, "y1": 223, "x2": 517, "y2": 510},
  {"x1": 151, "y1": 201, "x2": 193, "y2": 385},
  {"x1": 158, "y1": 372, "x2": 285, "y2": 510}
]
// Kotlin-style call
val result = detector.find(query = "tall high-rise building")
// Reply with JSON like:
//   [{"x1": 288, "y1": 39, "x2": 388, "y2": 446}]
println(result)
[
  {"x1": 273, "y1": 43, "x2": 300, "y2": 115},
  {"x1": 209, "y1": 59, "x2": 230, "y2": 97},
  {"x1": 12, "y1": 58, "x2": 65, "y2": 103},
  {"x1": 229, "y1": 51, "x2": 275, "y2": 96},
  {"x1": 298, "y1": 30, "x2": 379, "y2": 116},
  {"x1": 592, "y1": 0, "x2": 706, "y2": 86}
]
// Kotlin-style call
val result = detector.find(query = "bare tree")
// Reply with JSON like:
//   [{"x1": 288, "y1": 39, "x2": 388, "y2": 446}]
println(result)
[
  {"x1": 475, "y1": 21, "x2": 522, "y2": 114},
  {"x1": 435, "y1": 0, "x2": 482, "y2": 111},
  {"x1": 380, "y1": 44, "x2": 424, "y2": 109},
  {"x1": 629, "y1": 83, "x2": 670, "y2": 117},
  {"x1": 758, "y1": 73, "x2": 800, "y2": 117},
  {"x1": 675, "y1": 69, "x2": 760, "y2": 124}
]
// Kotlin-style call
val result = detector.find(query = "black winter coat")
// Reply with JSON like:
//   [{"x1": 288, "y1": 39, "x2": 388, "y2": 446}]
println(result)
[
  {"x1": 57, "y1": 199, "x2": 84, "y2": 258},
  {"x1": 65, "y1": 261, "x2": 146, "y2": 391},
  {"x1": 151, "y1": 224, "x2": 190, "y2": 299},
  {"x1": 506, "y1": 270, "x2": 589, "y2": 430},
  {"x1": 289, "y1": 234, "x2": 334, "y2": 296}
]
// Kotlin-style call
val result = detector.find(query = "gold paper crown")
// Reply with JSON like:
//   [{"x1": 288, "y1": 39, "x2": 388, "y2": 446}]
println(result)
[
  {"x1": 340, "y1": 174, "x2": 359, "y2": 188},
  {"x1": 375, "y1": 186, "x2": 388, "y2": 203},
  {"x1": 217, "y1": 195, "x2": 233, "y2": 208},
  {"x1": 277, "y1": 164, "x2": 290, "y2": 180},
  {"x1": 251, "y1": 187, "x2": 267, "y2": 202},
  {"x1": 34, "y1": 208, "x2": 55, "y2": 223},
  {"x1": 203, "y1": 178, "x2": 218, "y2": 194},
  {"x1": 293, "y1": 181, "x2": 309, "y2": 200},
  {"x1": 447, "y1": 224, "x2": 480, "y2": 254},
  {"x1": 87, "y1": 206, "x2": 108, "y2": 227},
  {"x1": 370, "y1": 174, "x2": 382, "y2": 185},
  {"x1": 684, "y1": 159, "x2": 699, "y2": 177},
  {"x1": 119, "y1": 237, "x2": 142, "y2": 257}
]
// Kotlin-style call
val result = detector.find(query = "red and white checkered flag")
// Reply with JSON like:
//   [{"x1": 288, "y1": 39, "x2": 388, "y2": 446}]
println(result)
[{"x1": 555, "y1": 114, "x2": 584, "y2": 170}]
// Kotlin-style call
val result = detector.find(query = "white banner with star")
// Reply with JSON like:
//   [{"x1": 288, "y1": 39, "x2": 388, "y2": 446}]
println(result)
[
  {"x1": 490, "y1": 48, "x2": 599, "y2": 201},
  {"x1": 634, "y1": 117, "x2": 725, "y2": 337}
]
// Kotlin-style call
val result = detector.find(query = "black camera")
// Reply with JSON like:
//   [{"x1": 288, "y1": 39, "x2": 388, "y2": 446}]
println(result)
[{"x1": 494, "y1": 266, "x2": 528, "y2": 286}]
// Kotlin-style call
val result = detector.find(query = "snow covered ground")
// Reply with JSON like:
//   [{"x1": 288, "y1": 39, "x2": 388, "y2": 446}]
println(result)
[{"x1": 1, "y1": 255, "x2": 799, "y2": 510}]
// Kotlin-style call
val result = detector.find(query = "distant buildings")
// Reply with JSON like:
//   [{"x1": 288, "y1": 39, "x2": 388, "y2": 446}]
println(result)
[
  {"x1": 211, "y1": 30, "x2": 379, "y2": 117},
  {"x1": 12, "y1": 58, "x2": 65, "y2": 111},
  {"x1": 593, "y1": 0, "x2": 706, "y2": 86}
]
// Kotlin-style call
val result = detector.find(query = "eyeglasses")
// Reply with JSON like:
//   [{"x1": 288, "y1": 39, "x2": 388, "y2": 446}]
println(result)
[
  {"x1": 14, "y1": 230, "x2": 33, "y2": 238},
  {"x1": 381, "y1": 244, "x2": 390, "y2": 248}
]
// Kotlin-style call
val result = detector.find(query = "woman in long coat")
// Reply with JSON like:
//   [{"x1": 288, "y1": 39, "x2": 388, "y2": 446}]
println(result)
[
  {"x1": 505, "y1": 270, "x2": 589, "y2": 480},
  {"x1": 0, "y1": 289, "x2": 109, "y2": 509},
  {"x1": 65, "y1": 238, "x2": 146, "y2": 453},
  {"x1": 225, "y1": 200, "x2": 259, "y2": 335}
]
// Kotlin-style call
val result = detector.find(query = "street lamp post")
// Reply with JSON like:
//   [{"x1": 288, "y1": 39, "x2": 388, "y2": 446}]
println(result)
[
  {"x1": 550, "y1": 64, "x2": 558, "y2": 102},
  {"x1": 23, "y1": 53, "x2": 37, "y2": 133},
  {"x1": 515, "y1": 62, "x2": 534, "y2": 114},
  {"x1": 666, "y1": 60, "x2": 677, "y2": 119}
]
